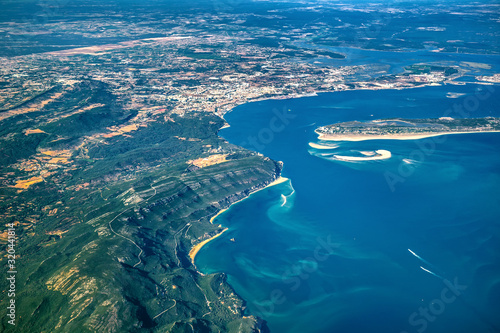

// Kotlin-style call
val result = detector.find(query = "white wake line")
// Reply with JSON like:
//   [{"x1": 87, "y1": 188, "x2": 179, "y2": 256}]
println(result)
[
  {"x1": 408, "y1": 248, "x2": 435, "y2": 270},
  {"x1": 409, "y1": 249, "x2": 445, "y2": 280},
  {"x1": 420, "y1": 266, "x2": 444, "y2": 280}
]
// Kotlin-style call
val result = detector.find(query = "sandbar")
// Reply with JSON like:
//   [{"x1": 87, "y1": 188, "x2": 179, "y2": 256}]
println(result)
[
  {"x1": 333, "y1": 150, "x2": 391, "y2": 161},
  {"x1": 308, "y1": 142, "x2": 339, "y2": 149}
]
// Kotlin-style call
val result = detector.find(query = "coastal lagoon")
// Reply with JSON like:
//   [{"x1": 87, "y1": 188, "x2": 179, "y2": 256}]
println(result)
[{"x1": 196, "y1": 84, "x2": 500, "y2": 333}]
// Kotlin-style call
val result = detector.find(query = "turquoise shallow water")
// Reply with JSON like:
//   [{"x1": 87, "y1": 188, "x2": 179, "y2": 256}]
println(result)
[{"x1": 196, "y1": 84, "x2": 500, "y2": 333}]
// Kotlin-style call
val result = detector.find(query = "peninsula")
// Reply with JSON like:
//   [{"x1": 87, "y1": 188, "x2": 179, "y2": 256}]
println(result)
[{"x1": 316, "y1": 117, "x2": 500, "y2": 141}]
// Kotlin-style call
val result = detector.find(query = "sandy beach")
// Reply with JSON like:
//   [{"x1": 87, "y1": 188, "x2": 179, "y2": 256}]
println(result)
[
  {"x1": 210, "y1": 208, "x2": 228, "y2": 223},
  {"x1": 265, "y1": 176, "x2": 289, "y2": 187},
  {"x1": 191, "y1": 176, "x2": 290, "y2": 263},
  {"x1": 215, "y1": 176, "x2": 289, "y2": 211},
  {"x1": 317, "y1": 130, "x2": 500, "y2": 142},
  {"x1": 189, "y1": 228, "x2": 228, "y2": 263},
  {"x1": 209, "y1": 176, "x2": 288, "y2": 224}
]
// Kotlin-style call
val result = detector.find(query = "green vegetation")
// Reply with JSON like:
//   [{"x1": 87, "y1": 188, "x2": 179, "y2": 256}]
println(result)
[
  {"x1": 178, "y1": 48, "x2": 226, "y2": 61},
  {"x1": 317, "y1": 117, "x2": 500, "y2": 137},
  {"x1": 1, "y1": 0, "x2": 497, "y2": 331},
  {"x1": 0, "y1": 82, "x2": 279, "y2": 332},
  {"x1": 405, "y1": 64, "x2": 459, "y2": 76}
]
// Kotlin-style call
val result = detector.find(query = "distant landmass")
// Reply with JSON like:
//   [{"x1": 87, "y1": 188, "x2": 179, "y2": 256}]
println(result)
[
  {"x1": 316, "y1": 117, "x2": 500, "y2": 141},
  {"x1": 1, "y1": 0, "x2": 499, "y2": 332}
]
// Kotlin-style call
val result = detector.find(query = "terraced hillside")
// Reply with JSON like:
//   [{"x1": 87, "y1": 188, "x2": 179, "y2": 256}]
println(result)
[{"x1": 0, "y1": 80, "x2": 279, "y2": 332}]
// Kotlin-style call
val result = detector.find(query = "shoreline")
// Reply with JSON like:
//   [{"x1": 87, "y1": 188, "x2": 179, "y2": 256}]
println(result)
[
  {"x1": 190, "y1": 176, "x2": 289, "y2": 264},
  {"x1": 189, "y1": 228, "x2": 228, "y2": 263},
  {"x1": 208, "y1": 176, "x2": 289, "y2": 224},
  {"x1": 203, "y1": 71, "x2": 498, "y2": 330},
  {"x1": 219, "y1": 83, "x2": 433, "y2": 116},
  {"x1": 316, "y1": 130, "x2": 500, "y2": 142},
  {"x1": 205, "y1": 81, "x2": 497, "y2": 328}
]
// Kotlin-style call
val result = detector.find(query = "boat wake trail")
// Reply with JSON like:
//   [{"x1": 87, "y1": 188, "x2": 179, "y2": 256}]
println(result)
[
  {"x1": 409, "y1": 252, "x2": 500, "y2": 332},
  {"x1": 408, "y1": 249, "x2": 435, "y2": 270},
  {"x1": 420, "y1": 266, "x2": 445, "y2": 280}
]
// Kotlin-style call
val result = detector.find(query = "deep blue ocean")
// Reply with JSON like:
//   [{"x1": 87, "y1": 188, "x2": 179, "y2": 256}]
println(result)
[{"x1": 196, "y1": 84, "x2": 500, "y2": 333}]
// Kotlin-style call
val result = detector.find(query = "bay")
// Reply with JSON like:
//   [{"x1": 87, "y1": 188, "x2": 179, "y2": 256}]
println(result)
[{"x1": 196, "y1": 84, "x2": 500, "y2": 333}]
